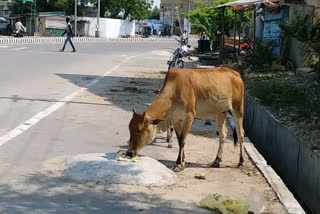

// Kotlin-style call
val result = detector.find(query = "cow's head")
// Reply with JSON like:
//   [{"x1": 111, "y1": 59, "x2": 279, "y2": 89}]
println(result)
[{"x1": 127, "y1": 108, "x2": 163, "y2": 157}]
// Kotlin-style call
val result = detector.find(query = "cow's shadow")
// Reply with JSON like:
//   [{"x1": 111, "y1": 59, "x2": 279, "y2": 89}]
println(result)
[
  {"x1": 55, "y1": 73, "x2": 234, "y2": 143},
  {"x1": 158, "y1": 159, "x2": 208, "y2": 169}
]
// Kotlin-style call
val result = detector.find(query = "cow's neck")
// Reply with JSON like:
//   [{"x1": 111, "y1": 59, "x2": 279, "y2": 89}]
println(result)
[{"x1": 145, "y1": 95, "x2": 171, "y2": 120}]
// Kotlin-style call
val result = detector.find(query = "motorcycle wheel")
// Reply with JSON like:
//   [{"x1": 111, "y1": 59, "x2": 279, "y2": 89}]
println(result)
[
  {"x1": 168, "y1": 62, "x2": 174, "y2": 70},
  {"x1": 176, "y1": 61, "x2": 184, "y2": 68}
]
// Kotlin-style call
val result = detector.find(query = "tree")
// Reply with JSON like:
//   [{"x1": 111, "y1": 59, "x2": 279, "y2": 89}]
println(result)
[
  {"x1": 187, "y1": 0, "x2": 251, "y2": 44},
  {"x1": 12, "y1": 0, "x2": 89, "y2": 16},
  {"x1": 149, "y1": 6, "x2": 160, "y2": 20},
  {"x1": 103, "y1": 0, "x2": 151, "y2": 20},
  {"x1": 13, "y1": 0, "x2": 151, "y2": 20},
  {"x1": 280, "y1": 15, "x2": 320, "y2": 74}
]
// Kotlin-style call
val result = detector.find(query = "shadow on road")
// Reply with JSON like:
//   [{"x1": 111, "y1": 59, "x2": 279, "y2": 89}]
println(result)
[
  {"x1": 0, "y1": 172, "x2": 212, "y2": 213},
  {"x1": 0, "y1": 95, "x2": 114, "y2": 107},
  {"x1": 56, "y1": 73, "x2": 162, "y2": 113},
  {"x1": 54, "y1": 73, "x2": 231, "y2": 141}
]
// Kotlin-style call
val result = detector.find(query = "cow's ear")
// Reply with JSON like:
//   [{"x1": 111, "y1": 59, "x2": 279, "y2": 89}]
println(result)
[{"x1": 149, "y1": 119, "x2": 164, "y2": 125}]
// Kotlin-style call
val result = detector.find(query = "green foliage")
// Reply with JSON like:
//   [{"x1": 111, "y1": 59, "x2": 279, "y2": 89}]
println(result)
[
  {"x1": 13, "y1": 0, "x2": 90, "y2": 16},
  {"x1": 280, "y1": 15, "x2": 320, "y2": 48},
  {"x1": 186, "y1": 0, "x2": 252, "y2": 43},
  {"x1": 148, "y1": 6, "x2": 160, "y2": 20},
  {"x1": 248, "y1": 41, "x2": 275, "y2": 69},
  {"x1": 280, "y1": 15, "x2": 320, "y2": 76},
  {"x1": 15, "y1": 0, "x2": 151, "y2": 20},
  {"x1": 251, "y1": 82, "x2": 320, "y2": 120},
  {"x1": 99, "y1": 0, "x2": 151, "y2": 20}
]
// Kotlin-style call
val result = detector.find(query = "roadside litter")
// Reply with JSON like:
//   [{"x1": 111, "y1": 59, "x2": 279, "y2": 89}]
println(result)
[
  {"x1": 200, "y1": 189, "x2": 265, "y2": 214},
  {"x1": 200, "y1": 193, "x2": 249, "y2": 214},
  {"x1": 248, "y1": 188, "x2": 265, "y2": 214},
  {"x1": 194, "y1": 175, "x2": 206, "y2": 180}
]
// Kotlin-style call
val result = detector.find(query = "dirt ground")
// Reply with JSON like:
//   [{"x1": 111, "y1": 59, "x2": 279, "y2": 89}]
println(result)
[
  {"x1": 43, "y1": 53, "x2": 288, "y2": 213},
  {"x1": 110, "y1": 69, "x2": 287, "y2": 214}
]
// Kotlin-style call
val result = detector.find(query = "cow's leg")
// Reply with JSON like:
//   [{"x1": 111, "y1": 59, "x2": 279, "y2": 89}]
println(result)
[
  {"x1": 167, "y1": 123, "x2": 173, "y2": 148},
  {"x1": 212, "y1": 112, "x2": 227, "y2": 168},
  {"x1": 232, "y1": 110, "x2": 245, "y2": 167},
  {"x1": 173, "y1": 113, "x2": 194, "y2": 172}
]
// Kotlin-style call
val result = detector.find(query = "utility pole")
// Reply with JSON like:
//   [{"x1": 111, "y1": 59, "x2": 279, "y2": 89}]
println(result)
[
  {"x1": 188, "y1": 0, "x2": 191, "y2": 34},
  {"x1": 34, "y1": 0, "x2": 37, "y2": 34},
  {"x1": 74, "y1": 0, "x2": 77, "y2": 37},
  {"x1": 171, "y1": 3, "x2": 174, "y2": 36},
  {"x1": 95, "y1": 0, "x2": 100, "y2": 37},
  {"x1": 30, "y1": 1, "x2": 32, "y2": 34},
  {"x1": 176, "y1": 5, "x2": 182, "y2": 35}
]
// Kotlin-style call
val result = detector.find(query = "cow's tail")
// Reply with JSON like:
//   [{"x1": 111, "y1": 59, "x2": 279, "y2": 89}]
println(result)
[
  {"x1": 228, "y1": 110, "x2": 238, "y2": 147},
  {"x1": 233, "y1": 126, "x2": 238, "y2": 147}
]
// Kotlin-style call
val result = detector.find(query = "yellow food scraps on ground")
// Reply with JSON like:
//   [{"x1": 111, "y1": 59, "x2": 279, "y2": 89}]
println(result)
[
  {"x1": 116, "y1": 151, "x2": 140, "y2": 163},
  {"x1": 200, "y1": 193, "x2": 249, "y2": 214},
  {"x1": 116, "y1": 156, "x2": 140, "y2": 163}
]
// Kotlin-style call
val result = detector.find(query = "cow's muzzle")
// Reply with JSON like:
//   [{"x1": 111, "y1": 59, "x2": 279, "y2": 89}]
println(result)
[{"x1": 126, "y1": 151, "x2": 137, "y2": 158}]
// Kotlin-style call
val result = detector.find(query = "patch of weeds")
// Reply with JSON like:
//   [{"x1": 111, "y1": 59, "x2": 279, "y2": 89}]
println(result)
[
  {"x1": 248, "y1": 41, "x2": 275, "y2": 69},
  {"x1": 314, "y1": 62, "x2": 320, "y2": 83},
  {"x1": 279, "y1": 84, "x2": 306, "y2": 106},
  {"x1": 251, "y1": 83, "x2": 305, "y2": 105},
  {"x1": 249, "y1": 82, "x2": 313, "y2": 120}
]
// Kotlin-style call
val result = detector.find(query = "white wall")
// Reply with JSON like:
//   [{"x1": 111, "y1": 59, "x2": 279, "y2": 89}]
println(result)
[
  {"x1": 86, "y1": 17, "x2": 135, "y2": 38},
  {"x1": 87, "y1": 17, "x2": 107, "y2": 37}
]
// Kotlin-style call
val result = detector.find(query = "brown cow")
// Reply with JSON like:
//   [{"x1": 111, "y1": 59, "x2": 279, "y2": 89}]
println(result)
[{"x1": 127, "y1": 67, "x2": 245, "y2": 172}]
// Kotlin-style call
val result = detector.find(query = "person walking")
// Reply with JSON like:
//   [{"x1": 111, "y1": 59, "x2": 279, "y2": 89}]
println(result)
[
  {"x1": 60, "y1": 17, "x2": 76, "y2": 52},
  {"x1": 15, "y1": 19, "x2": 26, "y2": 34}
]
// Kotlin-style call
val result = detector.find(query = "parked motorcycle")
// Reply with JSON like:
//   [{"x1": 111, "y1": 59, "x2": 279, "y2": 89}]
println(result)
[
  {"x1": 12, "y1": 29, "x2": 24, "y2": 37},
  {"x1": 167, "y1": 36, "x2": 191, "y2": 70}
]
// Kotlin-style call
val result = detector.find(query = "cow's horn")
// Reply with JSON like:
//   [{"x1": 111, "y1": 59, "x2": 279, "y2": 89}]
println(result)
[{"x1": 133, "y1": 107, "x2": 136, "y2": 113}]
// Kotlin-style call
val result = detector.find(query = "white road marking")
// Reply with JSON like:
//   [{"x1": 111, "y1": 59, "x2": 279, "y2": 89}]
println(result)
[
  {"x1": 151, "y1": 50, "x2": 171, "y2": 57},
  {"x1": 0, "y1": 54, "x2": 142, "y2": 147},
  {"x1": 0, "y1": 46, "x2": 11, "y2": 48},
  {"x1": 12, "y1": 47, "x2": 28, "y2": 51}
]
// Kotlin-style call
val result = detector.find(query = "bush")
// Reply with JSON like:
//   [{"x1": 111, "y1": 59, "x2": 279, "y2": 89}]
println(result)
[
  {"x1": 281, "y1": 15, "x2": 320, "y2": 81},
  {"x1": 248, "y1": 41, "x2": 275, "y2": 69},
  {"x1": 251, "y1": 83, "x2": 311, "y2": 118}
]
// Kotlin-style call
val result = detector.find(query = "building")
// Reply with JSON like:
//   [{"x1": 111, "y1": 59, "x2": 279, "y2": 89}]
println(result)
[
  {"x1": 0, "y1": 1, "x2": 15, "y2": 35},
  {"x1": 160, "y1": 0, "x2": 211, "y2": 35},
  {"x1": 35, "y1": 13, "x2": 67, "y2": 37},
  {"x1": 34, "y1": 12, "x2": 135, "y2": 38},
  {"x1": 280, "y1": 0, "x2": 320, "y2": 15},
  {"x1": 0, "y1": 1, "x2": 14, "y2": 20},
  {"x1": 279, "y1": 0, "x2": 320, "y2": 66}
]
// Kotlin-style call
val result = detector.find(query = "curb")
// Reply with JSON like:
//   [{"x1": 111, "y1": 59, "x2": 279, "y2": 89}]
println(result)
[
  {"x1": 244, "y1": 137, "x2": 306, "y2": 214},
  {"x1": 0, "y1": 37, "x2": 198, "y2": 45}
]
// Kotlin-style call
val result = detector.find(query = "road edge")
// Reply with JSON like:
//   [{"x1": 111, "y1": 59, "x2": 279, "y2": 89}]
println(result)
[{"x1": 244, "y1": 137, "x2": 306, "y2": 214}]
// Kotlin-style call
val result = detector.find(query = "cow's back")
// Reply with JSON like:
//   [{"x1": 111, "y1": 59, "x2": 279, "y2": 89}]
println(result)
[{"x1": 162, "y1": 67, "x2": 244, "y2": 118}]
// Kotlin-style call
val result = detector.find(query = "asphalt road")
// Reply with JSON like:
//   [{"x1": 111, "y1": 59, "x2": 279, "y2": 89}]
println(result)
[{"x1": 0, "y1": 41, "x2": 206, "y2": 213}]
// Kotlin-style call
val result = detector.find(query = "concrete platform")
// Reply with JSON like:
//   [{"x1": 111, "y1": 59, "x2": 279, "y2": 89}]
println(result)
[{"x1": 61, "y1": 153, "x2": 177, "y2": 186}]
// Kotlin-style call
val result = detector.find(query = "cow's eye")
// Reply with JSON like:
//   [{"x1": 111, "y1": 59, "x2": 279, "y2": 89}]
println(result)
[{"x1": 137, "y1": 130, "x2": 142, "y2": 134}]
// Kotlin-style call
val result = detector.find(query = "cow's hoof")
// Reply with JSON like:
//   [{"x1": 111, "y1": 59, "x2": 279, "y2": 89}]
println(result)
[
  {"x1": 172, "y1": 165, "x2": 184, "y2": 172},
  {"x1": 168, "y1": 144, "x2": 173, "y2": 148},
  {"x1": 237, "y1": 162, "x2": 243, "y2": 168},
  {"x1": 237, "y1": 157, "x2": 244, "y2": 168},
  {"x1": 211, "y1": 161, "x2": 220, "y2": 168}
]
